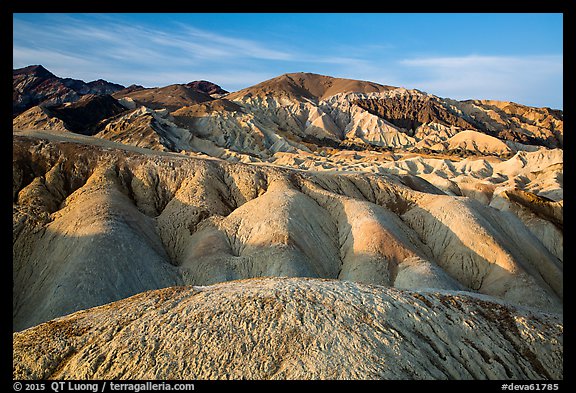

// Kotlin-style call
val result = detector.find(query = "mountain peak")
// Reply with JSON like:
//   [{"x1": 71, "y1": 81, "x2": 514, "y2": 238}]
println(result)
[
  {"x1": 13, "y1": 64, "x2": 54, "y2": 78},
  {"x1": 186, "y1": 80, "x2": 228, "y2": 96},
  {"x1": 86, "y1": 79, "x2": 125, "y2": 93},
  {"x1": 228, "y1": 72, "x2": 396, "y2": 101}
]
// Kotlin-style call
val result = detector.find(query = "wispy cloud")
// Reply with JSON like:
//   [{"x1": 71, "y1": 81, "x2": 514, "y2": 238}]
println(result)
[
  {"x1": 177, "y1": 25, "x2": 295, "y2": 61},
  {"x1": 398, "y1": 54, "x2": 563, "y2": 108},
  {"x1": 12, "y1": 14, "x2": 369, "y2": 90},
  {"x1": 13, "y1": 47, "x2": 93, "y2": 68}
]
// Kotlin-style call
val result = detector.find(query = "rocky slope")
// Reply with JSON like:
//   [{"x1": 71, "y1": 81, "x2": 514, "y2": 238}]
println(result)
[{"x1": 13, "y1": 277, "x2": 563, "y2": 380}]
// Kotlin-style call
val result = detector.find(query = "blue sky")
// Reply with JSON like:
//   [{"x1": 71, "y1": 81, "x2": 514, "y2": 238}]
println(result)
[{"x1": 13, "y1": 13, "x2": 563, "y2": 109}]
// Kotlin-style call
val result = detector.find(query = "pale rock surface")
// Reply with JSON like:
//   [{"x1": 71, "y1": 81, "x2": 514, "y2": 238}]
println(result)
[
  {"x1": 117, "y1": 96, "x2": 137, "y2": 109},
  {"x1": 445, "y1": 130, "x2": 513, "y2": 156},
  {"x1": 13, "y1": 106, "x2": 69, "y2": 132},
  {"x1": 394, "y1": 256, "x2": 464, "y2": 290},
  {"x1": 13, "y1": 160, "x2": 182, "y2": 331},
  {"x1": 179, "y1": 179, "x2": 341, "y2": 284},
  {"x1": 95, "y1": 106, "x2": 193, "y2": 152},
  {"x1": 13, "y1": 278, "x2": 563, "y2": 380}
]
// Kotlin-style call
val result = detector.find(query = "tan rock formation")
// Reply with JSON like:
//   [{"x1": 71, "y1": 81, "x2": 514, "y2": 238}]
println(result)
[
  {"x1": 13, "y1": 131, "x2": 562, "y2": 332},
  {"x1": 13, "y1": 278, "x2": 563, "y2": 380}
]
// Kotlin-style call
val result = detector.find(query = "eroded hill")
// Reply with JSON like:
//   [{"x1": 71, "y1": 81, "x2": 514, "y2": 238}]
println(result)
[{"x1": 13, "y1": 132, "x2": 562, "y2": 333}]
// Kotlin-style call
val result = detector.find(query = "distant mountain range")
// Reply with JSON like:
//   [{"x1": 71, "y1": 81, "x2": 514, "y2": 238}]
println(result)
[
  {"x1": 13, "y1": 65, "x2": 124, "y2": 117},
  {"x1": 12, "y1": 65, "x2": 228, "y2": 117},
  {"x1": 13, "y1": 65, "x2": 563, "y2": 160}
]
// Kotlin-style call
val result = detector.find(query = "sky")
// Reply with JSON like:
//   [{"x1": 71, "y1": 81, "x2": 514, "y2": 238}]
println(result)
[{"x1": 13, "y1": 13, "x2": 563, "y2": 109}]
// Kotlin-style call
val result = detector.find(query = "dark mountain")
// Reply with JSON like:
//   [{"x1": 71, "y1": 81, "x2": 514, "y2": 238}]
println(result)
[
  {"x1": 186, "y1": 80, "x2": 228, "y2": 96},
  {"x1": 13, "y1": 65, "x2": 125, "y2": 117},
  {"x1": 13, "y1": 64, "x2": 54, "y2": 78},
  {"x1": 46, "y1": 94, "x2": 127, "y2": 135},
  {"x1": 86, "y1": 79, "x2": 126, "y2": 95},
  {"x1": 353, "y1": 96, "x2": 480, "y2": 134},
  {"x1": 111, "y1": 84, "x2": 146, "y2": 97}
]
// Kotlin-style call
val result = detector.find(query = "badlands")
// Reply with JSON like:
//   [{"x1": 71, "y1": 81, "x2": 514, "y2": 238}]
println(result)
[{"x1": 13, "y1": 67, "x2": 563, "y2": 379}]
